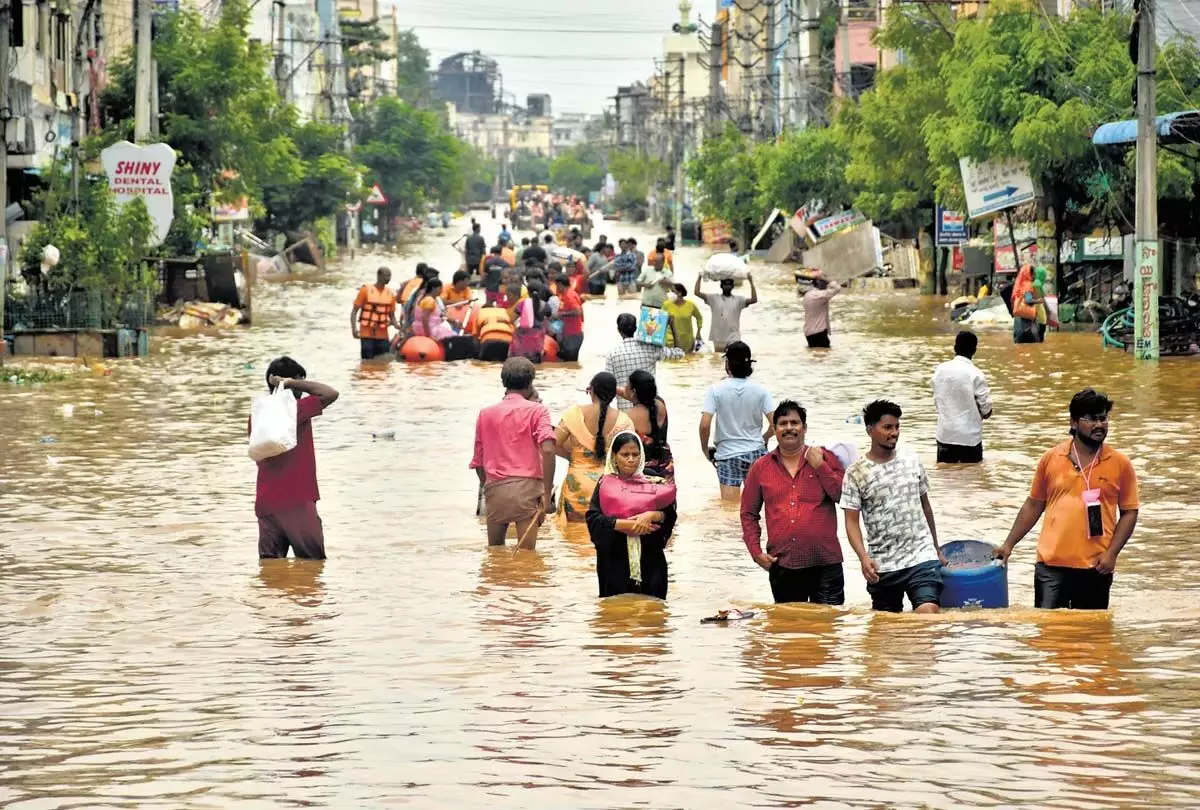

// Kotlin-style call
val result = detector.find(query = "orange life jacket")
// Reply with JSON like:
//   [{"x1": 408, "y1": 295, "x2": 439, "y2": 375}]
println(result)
[
  {"x1": 476, "y1": 307, "x2": 514, "y2": 343},
  {"x1": 358, "y1": 285, "x2": 396, "y2": 332}
]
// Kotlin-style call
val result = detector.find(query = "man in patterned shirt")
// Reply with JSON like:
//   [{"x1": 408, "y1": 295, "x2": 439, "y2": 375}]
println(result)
[
  {"x1": 605, "y1": 313, "x2": 665, "y2": 411},
  {"x1": 841, "y1": 399, "x2": 948, "y2": 613}
]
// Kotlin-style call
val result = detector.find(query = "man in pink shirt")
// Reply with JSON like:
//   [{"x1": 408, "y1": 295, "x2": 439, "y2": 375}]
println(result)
[
  {"x1": 802, "y1": 273, "x2": 842, "y2": 349},
  {"x1": 470, "y1": 357, "x2": 557, "y2": 548}
]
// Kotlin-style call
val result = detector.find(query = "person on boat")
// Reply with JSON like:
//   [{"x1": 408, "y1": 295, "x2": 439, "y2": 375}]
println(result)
[
  {"x1": 586, "y1": 432, "x2": 678, "y2": 599},
  {"x1": 400, "y1": 267, "x2": 438, "y2": 332},
  {"x1": 470, "y1": 357, "x2": 556, "y2": 548},
  {"x1": 412, "y1": 278, "x2": 456, "y2": 341},
  {"x1": 553, "y1": 272, "x2": 585, "y2": 362},
  {"x1": 555, "y1": 372, "x2": 635, "y2": 523},
  {"x1": 442, "y1": 269, "x2": 474, "y2": 308},
  {"x1": 663, "y1": 283, "x2": 703, "y2": 353},
  {"x1": 508, "y1": 282, "x2": 547, "y2": 364},
  {"x1": 473, "y1": 305, "x2": 516, "y2": 362},
  {"x1": 399, "y1": 263, "x2": 428, "y2": 304},
  {"x1": 351, "y1": 266, "x2": 400, "y2": 359},
  {"x1": 627, "y1": 369, "x2": 673, "y2": 482}
]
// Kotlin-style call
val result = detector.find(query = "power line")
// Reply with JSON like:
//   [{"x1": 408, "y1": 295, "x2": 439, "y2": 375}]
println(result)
[
  {"x1": 429, "y1": 51, "x2": 657, "y2": 62},
  {"x1": 404, "y1": 23, "x2": 664, "y2": 35}
]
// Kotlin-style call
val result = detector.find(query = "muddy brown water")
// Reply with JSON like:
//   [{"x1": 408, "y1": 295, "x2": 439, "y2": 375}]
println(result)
[{"x1": 3, "y1": 217, "x2": 1199, "y2": 808}]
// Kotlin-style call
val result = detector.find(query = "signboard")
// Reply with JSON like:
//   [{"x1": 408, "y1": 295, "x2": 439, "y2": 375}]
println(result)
[
  {"x1": 366, "y1": 184, "x2": 388, "y2": 206},
  {"x1": 213, "y1": 197, "x2": 250, "y2": 223},
  {"x1": 1134, "y1": 240, "x2": 1159, "y2": 359},
  {"x1": 993, "y1": 219, "x2": 1055, "y2": 274},
  {"x1": 935, "y1": 206, "x2": 968, "y2": 246},
  {"x1": 100, "y1": 141, "x2": 176, "y2": 246},
  {"x1": 1060, "y1": 234, "x2": 1124, "y2": 263},
  {"x1": 810, "y1": 209, "x2": 866, "y2": 240},
  {"x1": 959, "y1": 157, "x2": 1036, "y2": 219}
]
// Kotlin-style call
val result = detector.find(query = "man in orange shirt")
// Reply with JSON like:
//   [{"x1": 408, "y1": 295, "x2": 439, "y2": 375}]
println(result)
[
  {"x1": 995, "y1": 388, "x2": 1139, "y2": 609},
  {"x1": 351, "y1": 267, "x2": 400, "y2": 359}
]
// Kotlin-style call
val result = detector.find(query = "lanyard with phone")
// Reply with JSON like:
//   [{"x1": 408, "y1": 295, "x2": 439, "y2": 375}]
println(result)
[{"x1": 1071, "y1": 443, "x2": 1104, "y2": 538}]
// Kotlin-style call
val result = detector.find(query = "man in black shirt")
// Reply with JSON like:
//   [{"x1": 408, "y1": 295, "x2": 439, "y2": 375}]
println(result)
[
  {"x1": 665, "y1": 225, "x2": 676, "y2": 251},
  {"x1": 523, "y1": 237, "x2": 548, "y2": 268},
  {"x1": 464, "y1": 222, "x2": 487, "y2": 276},
  {"x1": 481, "y1": 246, "x2": 509, "y2": 305}
]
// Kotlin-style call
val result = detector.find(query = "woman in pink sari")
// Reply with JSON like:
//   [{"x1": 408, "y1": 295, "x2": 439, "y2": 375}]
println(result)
[
  {"x1": 412, "y1": 279, "x2": 455, "y2": 341},
  {"x1": 508, "y1": 282, "x2": 547, "y2": 363},
  {"x1": 585, "y1": 432, "x2": 678, "y2": 599}
]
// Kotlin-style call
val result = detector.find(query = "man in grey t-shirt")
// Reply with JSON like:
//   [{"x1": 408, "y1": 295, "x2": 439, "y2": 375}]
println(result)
[
  {"x1": 699, "y1": 341, "x2": 774, "y2": 500},
  {"x1": 694, "y1": 271, "x2": 758, "y2": 352},
  {"x1": 841, "y1": 399, "x2": 947, "y2": 613}
]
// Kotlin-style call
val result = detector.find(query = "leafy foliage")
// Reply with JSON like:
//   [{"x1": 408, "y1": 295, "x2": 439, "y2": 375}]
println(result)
[
  {"x1": 356, "y1": 96, "x2": 465, "y2": 217},
  {"x1": 550, "y1": 144, "x2": 606, "y2": 197},
  {"x1": 609, "y1": 148, "x2": 668, "y2": 210},
  {"x1": 685, "y1": 124, "x2": 762, "y2": 233},
  {"x1": 259, "y1": 122, "x2": 360, "y2": 237},
  {"x1": 509, "y1": 150, "x2": 552, "y2": 186}
]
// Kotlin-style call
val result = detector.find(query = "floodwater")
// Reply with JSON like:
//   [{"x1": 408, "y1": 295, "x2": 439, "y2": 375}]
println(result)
[{"x1": 3, "y1": 216, "x2": 1200, "y2": 809}]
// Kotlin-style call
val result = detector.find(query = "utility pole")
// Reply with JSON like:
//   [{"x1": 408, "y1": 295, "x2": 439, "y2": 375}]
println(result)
[
  {"x1": 1133, "y1": 0, "x2": 1159, "y2": 360},
  {"x1": 840, "y1": 0, "x2": 852, "y2": 98},
  {"x1": 765, "y1": 0, "x2": 777, "y2": 137},
  {"x1": 674, "y1": 55, "x2": 685, "y2": 238},
  {"x1": 134, "y1": 0, "x2": 152, "y2": 140},
  {"x1": 709, "y1": 2, "x2": 722, "y2": 130},
  {"x1": 275, "y1": 0, "x2": 289, "y2": 103},
  {"x1": 0, "y1": 5, "x2": 9, "y2": 360}
]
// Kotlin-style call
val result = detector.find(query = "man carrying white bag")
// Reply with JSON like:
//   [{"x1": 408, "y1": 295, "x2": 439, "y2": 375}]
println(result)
[{"x1": 248, "y1": 357, "x2": 339, "y2": 560}]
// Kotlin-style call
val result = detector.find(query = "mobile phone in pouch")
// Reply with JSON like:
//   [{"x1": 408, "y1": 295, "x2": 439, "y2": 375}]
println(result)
[{"x1": 1083, "y1": 488, "x2": 1103, "y2": 538}]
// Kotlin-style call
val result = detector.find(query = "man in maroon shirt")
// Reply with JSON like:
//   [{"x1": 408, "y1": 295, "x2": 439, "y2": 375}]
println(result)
[
  {"x1": 741, "y1": 400, "x2": 846, "y2": 604},
  {"x1": 252, "y1": 357, "x2": 339, "y2": 560}
]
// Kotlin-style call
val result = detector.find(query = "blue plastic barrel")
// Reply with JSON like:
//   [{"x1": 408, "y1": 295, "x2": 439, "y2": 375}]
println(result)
[{"x1": 940, "y1": 540, "x2": 1009, "y2": 609}]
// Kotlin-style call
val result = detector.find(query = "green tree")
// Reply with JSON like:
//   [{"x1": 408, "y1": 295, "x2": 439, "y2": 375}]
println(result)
[
  {"x1": 356, "y1": 96, "x2": 464, "y2": 231},
  {"x1": 509, "y1": 150, "x2": 552, "y2": 186},
  {"x1": 755, "y1": 126, "x2": 854, "y2": 215},
  {"x1": 550, "y1": 144, "x2": 605, "y2": 197},
  {"x1": 17, "y1": 174, "x2": 156, "y2": 326},
  {"x1": 259, "y1": 121, "x2": 360, "y2": 237},
  {"x1": 461, "y1": 146, "x2": 496, "y2": 204},
  {"x1": 686, "y1": 124, "x2": 762, "y2": 239},
  {"x1": 101, "y1": 0, "x2": 302, "y2": 216},
  {"x1": 609, "y1": 148, "x2": 668, "y2": 213},
  {"x1": 396, "y1": 29, "x2": 433, "y2": 107}
]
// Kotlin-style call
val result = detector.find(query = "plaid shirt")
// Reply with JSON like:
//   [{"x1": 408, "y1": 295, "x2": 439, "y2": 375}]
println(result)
[{"x1": 605, "y1": 338, "x2": 663, "y2": 410}]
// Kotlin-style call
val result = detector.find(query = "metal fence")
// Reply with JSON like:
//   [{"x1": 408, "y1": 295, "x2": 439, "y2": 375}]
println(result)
[{"x1": 2, "y1": 287, "x2": 156, "y2": 331}]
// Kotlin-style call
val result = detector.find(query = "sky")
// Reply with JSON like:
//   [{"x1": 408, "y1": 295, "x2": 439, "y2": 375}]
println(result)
[{"x1": 392, "y1": 0, "x2": 686, "y2": 115}]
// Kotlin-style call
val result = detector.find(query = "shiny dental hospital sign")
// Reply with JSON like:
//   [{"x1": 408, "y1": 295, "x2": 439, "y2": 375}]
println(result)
[{"x1": 100, "y1": 141, "x2": 177, "y2": 246}]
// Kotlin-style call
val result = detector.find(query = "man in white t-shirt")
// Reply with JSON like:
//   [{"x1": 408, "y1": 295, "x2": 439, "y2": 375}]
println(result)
[
  {"x1": 932, "y1": 330, "x2": 993, "y2": 464},
  {"x1": 841, "y1": 399, "x2": 947, "y2": 613},
  {"x1": 699, "y1": 341, "x2": 774, "y2": 500},
  {"x1": 694, "y1": 268, "x2": 758, "y2": 352}
]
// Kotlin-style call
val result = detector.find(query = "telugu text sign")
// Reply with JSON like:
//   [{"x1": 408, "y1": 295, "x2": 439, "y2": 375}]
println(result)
[
  {"x1": 100, "y1": 141, "x2": 176, "y2": 246},
  {"x1": 935, "y1": 206, "x2": 968, "y2": 246},
  {"x1": 959, "y1": 157, "x2": 1036, "y2": 219},
  {"x1": 1133, "y1": 240, "x2": 1159, "y2": 359}
]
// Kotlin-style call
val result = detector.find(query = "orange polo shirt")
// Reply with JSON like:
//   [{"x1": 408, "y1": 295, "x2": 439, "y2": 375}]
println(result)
[
  {"x1": 442, "y1": 285, "x2": 472, "y2": 306},
  {"x1": 1030, "y1": 440, "x2": 1139, "y2": 569}
]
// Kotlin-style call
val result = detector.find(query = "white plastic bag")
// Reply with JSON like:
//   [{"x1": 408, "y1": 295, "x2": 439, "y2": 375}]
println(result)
[
  {"x1": 248, "y1": 385, "x2": 298, "y2": 461},
  {"x1": 702, "y1": 253, "x2": 750, "y2": 281}
]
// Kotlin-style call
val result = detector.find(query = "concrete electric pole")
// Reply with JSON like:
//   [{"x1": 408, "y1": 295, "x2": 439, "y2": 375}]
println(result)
[
  {"x1": 1133, "y1": 0, "x2": 1159, "y2": 360},
  {"x1": 134, "y1": 0, "x2": 153, "y2": 140},
  {"x1": 0, "y1": 6, "x2": 8, "y2": 360}
]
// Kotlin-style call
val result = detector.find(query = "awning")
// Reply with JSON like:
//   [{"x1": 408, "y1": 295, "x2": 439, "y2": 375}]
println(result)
[{"x1": 1092, "y1": 110, "x2": 1200, "y2": 146}]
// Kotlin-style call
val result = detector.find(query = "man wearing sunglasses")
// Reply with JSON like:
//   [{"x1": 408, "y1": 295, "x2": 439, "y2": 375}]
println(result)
[{"x1": 994, "y1": 388, "x2": 1139, "y2": 609}]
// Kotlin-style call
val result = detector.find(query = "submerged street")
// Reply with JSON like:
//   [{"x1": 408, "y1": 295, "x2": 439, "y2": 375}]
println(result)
[{"x1": 3, "y1": 220, "x2": 1200, "y2": 808}]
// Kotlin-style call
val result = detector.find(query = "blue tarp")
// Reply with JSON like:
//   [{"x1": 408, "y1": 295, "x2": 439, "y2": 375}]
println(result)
[{"x1": 1092, "y1": 110, "x2": 1200, "y2": 146}]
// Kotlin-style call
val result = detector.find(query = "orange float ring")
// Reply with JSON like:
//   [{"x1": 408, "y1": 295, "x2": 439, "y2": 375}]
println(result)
[
  {"x1": 543, "y1": 335, "x2": 560, "y2": 362},
  {"x1": 399, "y1": 336, "x2": 445, "y2": 362}
]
